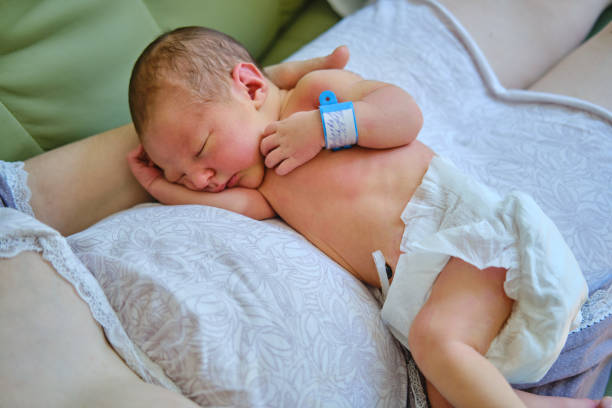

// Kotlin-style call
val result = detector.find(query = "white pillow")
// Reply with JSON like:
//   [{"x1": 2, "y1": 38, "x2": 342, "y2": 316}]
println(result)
[{"x1": 69, "y1": 204, "x2": 407, "y2": 407}]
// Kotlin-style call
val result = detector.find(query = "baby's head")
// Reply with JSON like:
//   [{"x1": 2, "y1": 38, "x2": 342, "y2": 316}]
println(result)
[
  {"x1": 129, "y1": 26, "x2": 275, "y2": 192},
  {"x1": 129, "y1": 26, "x2": 260, "y2": 136}
]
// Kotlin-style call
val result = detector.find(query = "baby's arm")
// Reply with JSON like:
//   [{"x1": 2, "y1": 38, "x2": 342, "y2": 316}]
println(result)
[
  {"x1": 127, "y1": 145, "x2": 275, "y2": 220},
  {"x1": 337, "y1": 75, "x2": 423, "y2": 149},
  {"x1": 261, "y1": 69, "x2": 423, "y2": 175}
]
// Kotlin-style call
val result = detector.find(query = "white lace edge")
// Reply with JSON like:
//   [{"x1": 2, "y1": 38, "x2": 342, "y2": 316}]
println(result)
[
  {"x1": 0, "y1": 161, "x2": 34, "y2": 215},
  {"x1": 0, "y1": 209, "x2": 180, "y2": 393},
  {"x1": 572, "y1": 284, "x2": 612, "y2": 333}
]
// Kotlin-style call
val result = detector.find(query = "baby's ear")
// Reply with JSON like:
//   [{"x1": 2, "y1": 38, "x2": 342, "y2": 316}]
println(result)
[{"x1": 231, "y1": 63, "x2": 268, "y2": 109}]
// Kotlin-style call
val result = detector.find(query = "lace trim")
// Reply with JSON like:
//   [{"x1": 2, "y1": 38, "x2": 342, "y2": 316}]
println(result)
[
  {"x1": 0, "y1": 209, "x2": 179, "y2": 392},
  {"x1": 572, "y1": 285, "x2": 612, "y2": 333},
  {"x1": 0, "y1": 161, "x2": 34, "y2": 215},
  {"x1": 405, "y1": 350, "x2": 429, "y2": 408}
]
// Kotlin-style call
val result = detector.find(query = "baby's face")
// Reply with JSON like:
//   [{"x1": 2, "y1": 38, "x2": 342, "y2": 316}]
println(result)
[{"x1": 143, "y1": 91, "x2": 266, "y2": 192}]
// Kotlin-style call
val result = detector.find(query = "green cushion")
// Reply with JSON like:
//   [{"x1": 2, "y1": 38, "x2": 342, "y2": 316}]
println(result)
[
  {"x1": 260, "y1": 0, "x2": 341, "y2": 66},
  {"x1": 586, "y1": 4, "x2": 612, "y2": 39},
  {"x1": 0, "y1": 0, "x2": 162, "y2": 161},
  {"x1": 142, "y1": 0, "x2": 282, "y2": 60},
  {"x1": 0, "y1": 100, "x2": 43, "y2": 160},
  {"x1": 0, "y1": 0, "x2": 300, "y2": 161}
]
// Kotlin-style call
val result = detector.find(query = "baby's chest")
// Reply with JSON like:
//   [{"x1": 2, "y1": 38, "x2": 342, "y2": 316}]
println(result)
[
  {"x1": 264, "y1": 149, "x2": 376, "y2": 210},
  {"x1": 263, "y1": 148, "x2": 406, "y2": 240}
]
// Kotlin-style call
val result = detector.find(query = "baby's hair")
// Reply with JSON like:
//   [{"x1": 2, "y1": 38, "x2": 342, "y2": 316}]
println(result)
[{"x1": 128, "y1": 26, "x2": 259, "y2": 135}]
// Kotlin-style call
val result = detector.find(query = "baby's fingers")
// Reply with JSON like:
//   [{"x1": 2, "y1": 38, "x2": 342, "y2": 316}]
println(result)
[
  {"x1": 126, "y1": 145, "x2": 163, "y2": 189},
  {"x1": 127, "y1": 144, "x2": 154, "y2": 167},
  {"x1": 127, "y1": 143, "x2": 144, "y2": 163},
  {"x1": 275, "y1": 157, "x2": 300, "y2": 176},
  {"x1": 264, "y1": 147, "x2": 284, "y2": 169},
  {"x1": 260, "y1": 132, "x2": 279, "y2": 156},
  {"x1": 262, "y1": 122, "x2": 278, "y2": 139}
]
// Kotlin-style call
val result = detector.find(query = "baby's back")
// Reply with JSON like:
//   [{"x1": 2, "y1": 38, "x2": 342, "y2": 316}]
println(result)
[{"x1": 259, "y1": 141, "x2": 434, "y2": 286}]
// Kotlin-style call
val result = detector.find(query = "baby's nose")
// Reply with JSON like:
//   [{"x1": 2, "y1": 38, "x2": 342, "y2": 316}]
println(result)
[{"x1": 188, "y1": 168, "x2": 215, "y2": 191}]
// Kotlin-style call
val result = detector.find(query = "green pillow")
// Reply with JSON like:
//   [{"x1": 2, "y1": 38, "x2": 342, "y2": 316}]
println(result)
[
  {"x1": 0, "y1": 0, "x2": 292, "y2": 161},
  {"x1": 586, "y1": 4, "x2": 612, "y2": 39},
  {"x1": 142, "y1": 0, "x2": 283, "y2": 60},
  {"x1": 0, "y1": 0, "x2": 161, "y2": 161},
  {"x1": 261, "y1": 0, "x2": 341, "y2": 66}
]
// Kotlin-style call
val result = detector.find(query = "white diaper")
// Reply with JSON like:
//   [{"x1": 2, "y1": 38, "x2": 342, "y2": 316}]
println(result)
[{"x1": 376, "y1": 156, "x2": 588, "y2": 384}]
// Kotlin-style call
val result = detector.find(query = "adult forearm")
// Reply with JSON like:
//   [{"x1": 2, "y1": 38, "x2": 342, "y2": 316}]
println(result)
[
  {"x1": 264, "y1": 45, "x2": 349, "y2": 89},
  {"x1": 25, "y1": 124, "x2": 151, "y2": 236}
]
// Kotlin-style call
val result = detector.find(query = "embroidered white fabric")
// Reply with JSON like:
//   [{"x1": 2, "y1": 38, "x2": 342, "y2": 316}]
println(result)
[
  {"x1": 0, "y1": 208, "x2": 180, "y2": 393},
  {"x1": 573, "y1": 285, "x2": 612, "y2": 333},
  {"x1": 68, "y1": 205, "x2": 408, "y2": 407},
  {"x1": 0, "y1": 161, "x2": 34, "y2": 215}
]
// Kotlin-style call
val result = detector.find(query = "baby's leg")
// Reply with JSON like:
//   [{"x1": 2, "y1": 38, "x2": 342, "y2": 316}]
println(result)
[
  {"x1": 411, "y1": 257, "x2": 611, "y2": 408},
  {"x1": 0, "y1": 252, "x2": 199, "y2": 408},
  {"x1": 408, "y1": 257, "x2": 522, "y2": 406},
  {"x1": 437, "y1": 0, "x2": 610, "y2": 89},
  {"x1": 529, "y1": 21, "x2": 612, "y2": 111}
]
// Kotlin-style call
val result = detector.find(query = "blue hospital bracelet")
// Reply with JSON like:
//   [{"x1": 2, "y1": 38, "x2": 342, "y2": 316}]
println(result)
[{"x1": 319, "y1": 90, "x2": 358, "y2": 150}]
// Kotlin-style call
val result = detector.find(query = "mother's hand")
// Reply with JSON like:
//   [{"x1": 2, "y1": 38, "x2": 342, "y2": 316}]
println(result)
[{"x1": 265, "y1": 45, "x2": 350, "y2": 89}]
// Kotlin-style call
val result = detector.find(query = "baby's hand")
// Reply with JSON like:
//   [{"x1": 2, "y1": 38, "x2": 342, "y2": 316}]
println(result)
[
  {"x1": 127, "y1": 144, "x2": 164, "y2": 191},
  {"x1": 260, "y1": 110, "x2": 324, "y2": 175}
]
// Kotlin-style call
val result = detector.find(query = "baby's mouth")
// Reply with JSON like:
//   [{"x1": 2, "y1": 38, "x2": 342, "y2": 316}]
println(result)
[
  {"x1": 227, "y1": 173, "x2": 240, "y2": 189},
  {"x1": 207, "y1": 183, "x2": 226, "y2": 193}
]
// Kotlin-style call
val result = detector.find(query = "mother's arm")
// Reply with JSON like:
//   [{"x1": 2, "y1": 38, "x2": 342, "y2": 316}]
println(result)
[
  {"x1": 25, "y1": 123, "x2": 146, "y2": 236},
  {"x1": 24, "y1": 46, "x2": 349, "y2": 236}
]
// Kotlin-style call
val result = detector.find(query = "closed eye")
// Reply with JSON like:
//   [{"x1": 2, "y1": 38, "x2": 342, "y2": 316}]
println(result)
[
  {"x1": 196, "y1": 136, "x2": 209, "y2": 157},
  {"x1": 196, "y1": 142, "x2": 205, "y2": 157}
]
